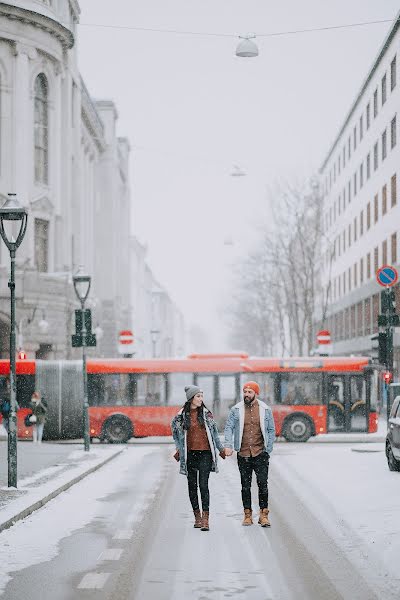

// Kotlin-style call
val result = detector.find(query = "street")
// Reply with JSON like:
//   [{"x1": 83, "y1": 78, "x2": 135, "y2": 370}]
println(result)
[{"x1": 0, "y1": 441, "x2": 397, "y2": 600}]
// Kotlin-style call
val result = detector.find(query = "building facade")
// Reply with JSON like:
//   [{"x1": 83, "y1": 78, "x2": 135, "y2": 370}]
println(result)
[{"x1": 319, "y1": 12, "x2": 400, "y2": 374}]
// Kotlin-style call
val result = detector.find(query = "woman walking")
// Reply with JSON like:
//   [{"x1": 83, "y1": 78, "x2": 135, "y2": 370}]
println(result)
[
  {"x1": 30, "y1": 391, "x2": 47, "y2": 443},
  {"x1": 171, "y1": 385, "x2": 225, "y2": 531}
]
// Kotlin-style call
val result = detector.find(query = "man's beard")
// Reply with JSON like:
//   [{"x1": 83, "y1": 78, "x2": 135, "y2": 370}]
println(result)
[{"x1": 244, "y1": 396, "x2": 253, "y2": 405}]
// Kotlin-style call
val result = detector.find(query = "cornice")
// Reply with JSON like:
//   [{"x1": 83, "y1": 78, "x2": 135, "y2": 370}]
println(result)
[{"x1": 0, "y1": 3, "x2": 74, "y2": 50}]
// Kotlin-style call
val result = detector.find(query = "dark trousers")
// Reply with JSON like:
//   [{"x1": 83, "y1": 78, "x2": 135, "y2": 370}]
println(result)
[
  {"x1": 237, "y1": 451, "x2": 269, "y2": 510},
  {"x1": 187, "y1": 450, "x2": 213, "y2": 512}
]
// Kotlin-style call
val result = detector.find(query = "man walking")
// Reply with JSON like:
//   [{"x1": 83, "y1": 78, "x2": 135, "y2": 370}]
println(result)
[{"x1": 224, "y1": 381, "x2": 275, "y2": 527}]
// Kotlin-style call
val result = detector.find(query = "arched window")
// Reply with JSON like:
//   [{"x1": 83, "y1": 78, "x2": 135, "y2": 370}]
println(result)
[{"x1": 34, "y1": 74, "x2": 48, "y2": 184}]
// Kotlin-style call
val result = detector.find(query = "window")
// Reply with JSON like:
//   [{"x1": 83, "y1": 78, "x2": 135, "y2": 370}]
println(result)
[
  {"x1": 354, "y1": 263, "x2": 358, "y2": 288},
  {"x1": 342, "y1": 230, "x2": 346, "y2": 252},
  {"x1": 391, "y1": 173, "x2": 397, "y2": 206},
  {"x1": 360, "y1": 163, "x2": 364, "y2": 188},
  {"x1": 338, "y1": 194, "x2": 341, "y2": 216},
  {"x1": 374, "y1": 194, "x2": 379, "y2": 223},
  {"x1": 373, "y1": 142, "x2": 378, "y2": 170},
  {"x1": 392, "y1": 232, "x2": 397, "y2": 263},
  {"x1": 348, "y1": 136, "x2": 351, "y2": 159},
  {"x1": 338, "y1": 155, "x2": 341, "y2": 175},
  {"x1": 279, "y1": 373, "x2": 322, "y2": 406},
  {"x1": 374, "y1": 246, "x2": 379, "y2": 271},
  {"x1": 353, "y1": 126, "x2": 357, "y2": 150},
  {"x1": 353, "y1": 172, "x2": 357, "y2": 196},
  {"x1": 34, "y1": 74, "x2": 49, "y2": 184},
  {"x1": 382, "y1": 129, "x2": 387, "y2": 160},
  {"x1": 342, "y1": 188, "x2": 346, "y2": 211},
  {"x1": 366, "y1": 103, "x2": 370, "y2": 129},
  {"x1": 391, "y1": 55, "x2": 397, "y2": 91},
  {"x1": 367, "y1": 202, "x2": 371, "y2": 229},
  {"x1": 169, "y1": 373, "x2": 196, "y2": 405},
  {"x1": 367, "y1": 253, "x2": 371, "y2": 278},
  {"x1": 343, "y1": 272, "x2": 346, "y2": 294},
  {"x1": 391, "y1": 115, "x2": 397, "y2": 149},
  {"x1": 360, "y1": 257, "x2": 364, "y2": 284},
  {"x1": 373, "y1": 88, "x2": 378, "y2": 117},
  {"x1": 348, "y1": 224, "x2": 351, "y2": 247},
  {"x1": 359, "y1": 115, "x2": 363, "y2": 141},
  {"x1": 348, "y1": 268, "x2": 351, "y2": 292},
  {"x1": 343, "y1": 146, "x2": 346, "y2": 167},
  {"x1": 382, "y1": 184, "x2": 387, "y2": 215},
  {"x1": 348, "y1": 180, "x2": 351, "y2": 203},
  {"x1": 360, "y1": 210, "x2": 364, "y2": 235},
  {"x1": 382, "y1": 73, "x2": 387, "y2": 105},
  {"x1": 34, "y1": 218, "x2": 49, "y2": 272},
  {"x1": 354, "y1": 217, "x2": 357, "y2": 242},
  {"x1": 88, "y1": 373, "x2": 167, "y2": 406},
  {"x1": 364, "y1": 297, "x2": 371, "y2": 335},
  {"x1": 382, "y1": 239, "x2": 387, "y2": 264}
]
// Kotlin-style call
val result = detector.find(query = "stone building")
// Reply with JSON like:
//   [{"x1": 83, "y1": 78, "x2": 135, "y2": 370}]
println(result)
[
  {"x1": 319, "y1": 11, "x2": 400, "y2": 374},
  {"x1": 0, "y1": 0, "x2": 133, "y2": 358}
]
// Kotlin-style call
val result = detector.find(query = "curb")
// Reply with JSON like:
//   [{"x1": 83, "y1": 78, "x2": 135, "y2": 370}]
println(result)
[{"x1": 0, "y1": 449, "x2": 124, "y2": 534}]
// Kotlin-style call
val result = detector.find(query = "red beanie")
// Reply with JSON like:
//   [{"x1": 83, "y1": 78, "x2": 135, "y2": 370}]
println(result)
[{"x1": 243, "y1": 381, "x2": 260, "y2": 395}]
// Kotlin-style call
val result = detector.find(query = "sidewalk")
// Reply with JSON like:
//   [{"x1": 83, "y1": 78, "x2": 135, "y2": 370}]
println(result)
[{"x1": 0, "y1": 438, "x2": 124, "y2": 533}]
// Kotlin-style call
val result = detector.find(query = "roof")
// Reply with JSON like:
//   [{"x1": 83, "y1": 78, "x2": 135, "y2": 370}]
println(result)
[{"x1": 320, "y1": 10, "x2": 400, "y2": 172}]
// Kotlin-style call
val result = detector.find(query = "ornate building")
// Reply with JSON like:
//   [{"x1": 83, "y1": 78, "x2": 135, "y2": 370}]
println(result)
[{"x1": 0, "y1": 0, "x2": 133, "y2": 358}]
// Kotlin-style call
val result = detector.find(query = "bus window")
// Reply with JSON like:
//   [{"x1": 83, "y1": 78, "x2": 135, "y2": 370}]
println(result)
[
  {"x1": 0, "y1": 375, "x2": 35, "y2": 408},
  {"x1": 350, "y1": 376, "x2": 367, "y2": 430},
  {"x1": 327, "y1": 375, "x2": 345, "y2": 431},
  {"x1": 168, "y1": 373, "x2": 194, "y2": 406},
  {"x1": 240, "y1": 374, "x2": 274, "y2": 405},
  {"x1": 136, "y1": 374, "x2": 167, "y2": 406},
  {"x1": 88, "y1": 373, "x2": 135, "y2": 406},
  {"x1": 280, "y1": 373, "x2": 322, "y2": 405},
  {"x1": 219, "y1": 375, "x2": 237, "y2": 410}
]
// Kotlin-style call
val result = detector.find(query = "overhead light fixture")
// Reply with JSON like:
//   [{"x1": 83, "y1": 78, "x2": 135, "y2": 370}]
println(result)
[{"x1": 236, "y1": 35, "x2": 259, "y2": 58}]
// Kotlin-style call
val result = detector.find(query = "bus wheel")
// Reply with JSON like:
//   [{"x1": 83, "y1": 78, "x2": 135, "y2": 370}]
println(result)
[
  {"x1": 282, "y1": 415, "x2": 312, "y2": 443},
  {"x1": 102, "y1": 416, "x2": 133, "y2": 444}
]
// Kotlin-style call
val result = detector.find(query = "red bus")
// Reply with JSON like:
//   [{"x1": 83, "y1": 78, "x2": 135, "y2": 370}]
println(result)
[{"x1": 0, "y1": 354, "x2": 379, "y2": 443}]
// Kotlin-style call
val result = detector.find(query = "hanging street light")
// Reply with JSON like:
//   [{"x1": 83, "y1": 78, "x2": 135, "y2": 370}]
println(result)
[
  {"x1": 73, "y1": 266, "x2": 92, "y2": 451},
  {"x1": 236, "y1": 35, "x2": 259, "y2": 58},
  {"x1": 0, "y1": 193, "x2": 28, "y2": 488}
]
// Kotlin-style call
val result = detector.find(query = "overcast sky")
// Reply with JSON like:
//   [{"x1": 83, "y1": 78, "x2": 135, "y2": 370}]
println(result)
[{"x1": 78, "y1": 1, "x2": 399, "y2": 351}]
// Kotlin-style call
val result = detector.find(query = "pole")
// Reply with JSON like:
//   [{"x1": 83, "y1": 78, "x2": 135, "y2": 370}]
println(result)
[
  {"x1": 8, "y1": 249, "x2": 17, "y2": 487},
  {"x1": 81, "y1": 303, "x2": 90, "y2": 451}
]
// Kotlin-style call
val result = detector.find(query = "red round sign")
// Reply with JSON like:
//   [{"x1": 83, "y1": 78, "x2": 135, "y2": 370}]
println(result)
[
  {"x1": 317, "y1": 330, "x2": 331, "y2": 345},
  {"x1": 119, "y1": 330, "x2": 134, "y2": 345}
]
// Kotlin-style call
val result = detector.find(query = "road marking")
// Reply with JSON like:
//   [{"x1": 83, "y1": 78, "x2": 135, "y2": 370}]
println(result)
[
  {"x1": 78, "y1": 573, "x2": 110, "y2": 589},
  {"x1": 113, "y1": 528, "x2": 134, "y2": 540},
  {"x1": 98, "y1": 548, "x2": 123, "y2": 561}
]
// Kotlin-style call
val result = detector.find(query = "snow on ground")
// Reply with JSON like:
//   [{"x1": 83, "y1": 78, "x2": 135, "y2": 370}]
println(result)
[
  {"x1": 0, "y1": 447, "x2": 162, "y2": 594},
  {"x1": 273, "y1": 442, "x2": 400, "y2": 592}
]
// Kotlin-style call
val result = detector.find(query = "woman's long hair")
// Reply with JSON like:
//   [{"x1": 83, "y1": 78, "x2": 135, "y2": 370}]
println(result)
[{"x1": 182, "y1": 399, "x2": 209, "y2": 430}]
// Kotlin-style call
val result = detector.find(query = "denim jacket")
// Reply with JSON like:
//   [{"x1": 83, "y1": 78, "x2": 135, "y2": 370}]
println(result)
[
  {"x1": 171, "y1": 407, "x2": 224, "y2": 475},
  {"x1": 224, "y1": 399, "x2": 275, "y2": 455}
]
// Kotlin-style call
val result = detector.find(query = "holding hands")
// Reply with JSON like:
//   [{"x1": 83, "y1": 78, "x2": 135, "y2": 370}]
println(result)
[{"x1": 224, "y1": 448, "x2": 233, "y2": 457}]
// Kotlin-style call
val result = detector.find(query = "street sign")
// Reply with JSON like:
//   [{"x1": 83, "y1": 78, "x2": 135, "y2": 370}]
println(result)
[
  {"x1": 317, "y1": 330, "x2": 331, "y2": 345},
  {"x1": 118, "y1": 329, "x2": 134, "y2": 355},
  {"x1": 376, "y1": 265, "x2": 398, "y2": 287}
]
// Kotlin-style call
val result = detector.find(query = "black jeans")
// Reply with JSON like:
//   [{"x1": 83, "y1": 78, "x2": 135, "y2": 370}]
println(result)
[
  {"x1": 237, "y1": 451, "x2": 269, "y2": 510},
  {"x1": 187, "y1": 450, "x2": 213, "y2": 512}
]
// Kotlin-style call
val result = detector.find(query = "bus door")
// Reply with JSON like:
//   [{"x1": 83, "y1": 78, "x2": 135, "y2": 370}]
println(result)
[
  {"x1": 349, "y1": 374, "x2": 368, "y2": 432},
  {"x1": 326, "y1": 374, "x2": 347, "y2": 432}
]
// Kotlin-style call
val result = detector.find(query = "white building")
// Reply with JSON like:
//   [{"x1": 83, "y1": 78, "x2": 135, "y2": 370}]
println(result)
[
  {"x1": 0, "y1": 0, "x2": 133, "y2": 358},
  {"x1": 319, "y1": 11, "x2": 400, "y2": 372}
]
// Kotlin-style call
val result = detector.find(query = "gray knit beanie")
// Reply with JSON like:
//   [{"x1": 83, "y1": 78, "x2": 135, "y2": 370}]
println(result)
[{"x1": 185, "y1": 385, "x2": 201, "y2": 401}]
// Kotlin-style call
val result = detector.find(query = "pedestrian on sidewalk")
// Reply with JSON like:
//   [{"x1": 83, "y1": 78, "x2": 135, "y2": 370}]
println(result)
[
  {"x1": 224, "y1": 381, "x2": 275, "y2": 527},
  {"x1": 0, "y1": 377, "x2": 13, "y2": 434},
  {"x1": 29, "y1": 391, "x2": 47, "y2": 443},
  {"x1": 171, "y1": 385, "x2": 226, "y2": 531}
]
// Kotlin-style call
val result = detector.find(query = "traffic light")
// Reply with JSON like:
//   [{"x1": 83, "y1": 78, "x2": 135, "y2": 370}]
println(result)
[
  {"x1": 383, "y1": 371, "x2": 393, "y2": 384},
  {"x1": 18, "y1": 350, "x2": 27, "y2": 360},
  {"x1": 381, "y1": 288, "x2": 396, "y2": 313},
  {"x1": 371, "y1": 332, "x2": 389, "y2": 365}
]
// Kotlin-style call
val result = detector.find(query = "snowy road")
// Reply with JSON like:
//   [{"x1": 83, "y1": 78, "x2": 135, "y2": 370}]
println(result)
[{"x1": 0, "y1": 443, "x2": 397, "y2": 599}]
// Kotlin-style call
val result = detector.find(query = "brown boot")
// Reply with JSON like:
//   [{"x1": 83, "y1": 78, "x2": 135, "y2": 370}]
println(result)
[
  {"x1": 201, "y1": 511, "x2": 209, "y2": 531},
  {"x1": 258, "y1": 508, "x2": 271, "y2": 527},
  {"x1": 242, "y1": 509, "x2": 253, "y2": 526},
  {"x1": 193, "y1": 509, "x2": 202, "y2": 528}
]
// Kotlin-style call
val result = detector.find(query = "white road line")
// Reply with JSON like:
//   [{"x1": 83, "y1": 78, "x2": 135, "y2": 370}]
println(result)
[
  {"x1": 113, "y1": 528, "x2": 134, "y2": 540},
  {"x1": 98, "y1": 548, "x2": 124, "y2": 561},
  {"x1": 77, "y1": 573, "x2": 110, "y2": 589}
]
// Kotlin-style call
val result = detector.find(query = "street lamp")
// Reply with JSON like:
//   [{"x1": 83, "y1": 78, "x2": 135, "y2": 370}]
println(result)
[
  {"x1": 236, "y1": 35, "x2": 259, "y2": 58},
  {"x1": 0, "y1": 193, "x2": 28, "y2": 488},
  {"x1": 73, "y1": 267, "x2": 91, "y2": 452}
]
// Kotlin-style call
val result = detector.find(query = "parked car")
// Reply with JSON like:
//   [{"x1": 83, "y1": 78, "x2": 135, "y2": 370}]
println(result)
[{"x1": 386, "y1": 395, "x2": 400, "y2": 471}]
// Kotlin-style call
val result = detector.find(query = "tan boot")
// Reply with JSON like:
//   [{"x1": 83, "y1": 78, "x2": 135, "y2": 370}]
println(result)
[
  {"x1": 201, "y1": 511, "x2": 209, "y2": 531},
  {"x1": 242, "y1": 509, "x2": 253, "y2": 526},
  {"x1": 193, "y1": 509, "x2": 202, "y2": 528},
  {"x1": 258, "y1": 508, "x2": 271, "y2": 527}
]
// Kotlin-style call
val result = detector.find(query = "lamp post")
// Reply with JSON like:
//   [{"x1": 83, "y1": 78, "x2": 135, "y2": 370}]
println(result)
[
  {"x1": 73, "y1": 267, "x2": 91, "y2": 452},
  {"x1": 0, "y1": 194, "x2": 28, "y2": 488}
]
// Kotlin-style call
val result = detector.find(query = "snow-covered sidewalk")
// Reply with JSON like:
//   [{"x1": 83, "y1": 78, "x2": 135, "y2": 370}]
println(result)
[
  {"x1": 273, "y1": 441, "x2": 400, "y2": 595},
  {"x1": 0, "y1": 445, "x2": 124, "y2": 532}
]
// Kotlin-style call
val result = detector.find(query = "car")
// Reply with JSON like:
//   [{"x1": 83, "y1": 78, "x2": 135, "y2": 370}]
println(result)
[{"x1": 386, "y1": 395, "x2": 400, "y2": 471}]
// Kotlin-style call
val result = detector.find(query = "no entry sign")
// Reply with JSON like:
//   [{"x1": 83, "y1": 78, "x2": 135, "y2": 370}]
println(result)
[{"x1": 376, "y1": 265, "x2": 398, "y2": 287}]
